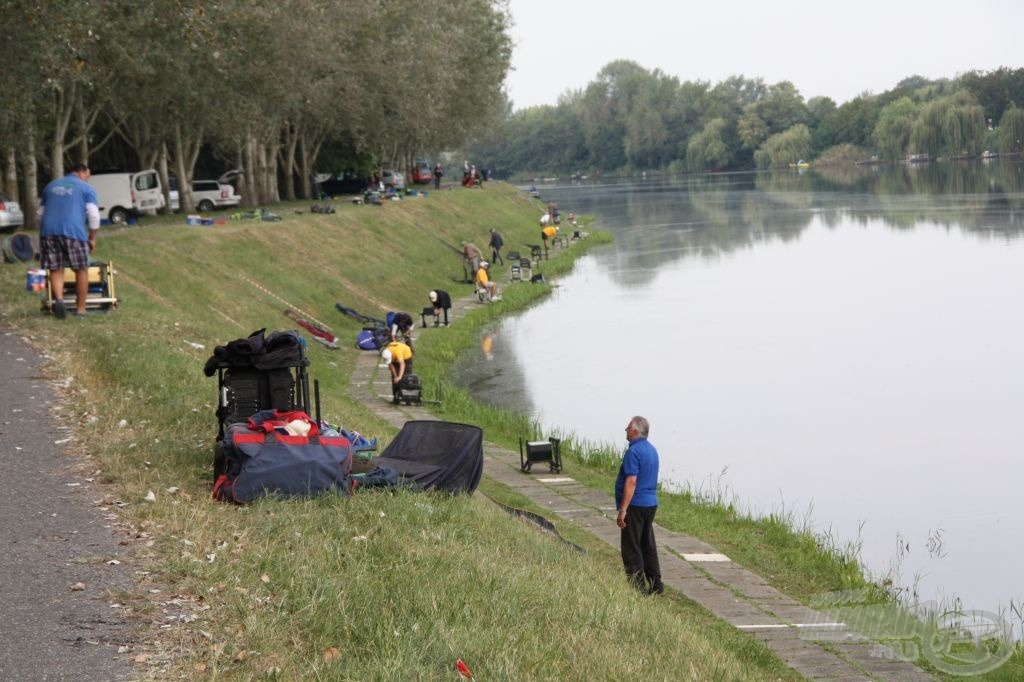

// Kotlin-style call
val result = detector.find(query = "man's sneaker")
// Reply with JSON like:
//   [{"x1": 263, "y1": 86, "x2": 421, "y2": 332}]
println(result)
[{"x1": 53, "y1": 300, "x2": 66, "y2": 319}]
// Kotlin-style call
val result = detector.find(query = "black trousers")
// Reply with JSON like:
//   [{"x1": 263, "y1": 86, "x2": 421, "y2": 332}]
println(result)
[{"x1": 620, "y1": 505, "x2": 662, "y2": 592}]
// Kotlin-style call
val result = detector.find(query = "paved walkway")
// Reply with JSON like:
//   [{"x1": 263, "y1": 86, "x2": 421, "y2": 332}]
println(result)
[
  {"x1": 0, "y1": 329, "x2": 136, "y2": 681},
  {"x1": 349, "y1": 295, "x2": 934, "y2": 682}
]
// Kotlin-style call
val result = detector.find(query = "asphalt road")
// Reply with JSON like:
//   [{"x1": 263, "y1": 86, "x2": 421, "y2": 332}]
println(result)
[{"x1": 0, "y1": 328, "x2": 135, "y2": 681}]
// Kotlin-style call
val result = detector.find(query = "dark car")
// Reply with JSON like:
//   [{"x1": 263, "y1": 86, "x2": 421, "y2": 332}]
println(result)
[
  {"x1": 411, "y1": 160, "x2": 432, "y2": 185},
  {"x1": 314, "y1": 172, "x2": 373, "y2": 197}
]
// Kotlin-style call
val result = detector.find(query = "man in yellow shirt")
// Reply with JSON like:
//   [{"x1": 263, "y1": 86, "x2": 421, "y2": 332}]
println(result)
[
  {"x1": 541, "y1": 224, "x2": 559, "y2": 248},
  {"x1": 475, "y1": 261, "x2": 499, "y2": 301},
  {"x1": 381, "y1": 340, "x2": 413, "y2": 404}
]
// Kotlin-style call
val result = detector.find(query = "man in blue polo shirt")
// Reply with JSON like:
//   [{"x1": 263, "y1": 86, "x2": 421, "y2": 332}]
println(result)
[
  {"x1": 615, "y1": 415, "x2": 663, "y2": 595},
  {"x1": 37, "y1": 163, "x2": 100, "y2": 318}
]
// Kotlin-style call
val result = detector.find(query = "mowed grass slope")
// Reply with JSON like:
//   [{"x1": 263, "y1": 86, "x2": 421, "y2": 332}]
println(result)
[{"x1": 0, "y1": 185, "x2": 800, "y2": 680}]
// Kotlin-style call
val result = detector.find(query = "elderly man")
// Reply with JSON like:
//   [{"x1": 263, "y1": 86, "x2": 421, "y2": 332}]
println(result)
[
  {"x1": 475, "y1": 261, "x2": 499, "y2": 301},
  {"x1": 615, "y1": 416, "x2": 663, "y2": 595},
  {"x1": 38, "y1": 163, "x2": 100, "y2": 318},
  {"x1": 461, "y1": 241, "x2": 483, "y2": 283}
]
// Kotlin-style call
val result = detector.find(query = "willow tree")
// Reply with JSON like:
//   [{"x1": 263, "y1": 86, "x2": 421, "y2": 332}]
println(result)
[
  {"x1": 872, "y1": 96, "x2": 919, "y2": 160},
  {"x1": 753, "y1": 124, "x2": 811, "y2": 168},
  {"x1": 998, "y1": 105, "x2": 1024, "y2": 154},
  {"x1": 687, "y1": 117, "x2": 730, "y2": 171},
  {"x1": 909, "y1": 90, "x2": 984, "y2": 157}
]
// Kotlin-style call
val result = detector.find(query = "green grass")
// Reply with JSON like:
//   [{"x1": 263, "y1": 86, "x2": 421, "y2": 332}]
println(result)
[{"x1": 2, "y1": 183, "x2": 1018, "y2": 679}]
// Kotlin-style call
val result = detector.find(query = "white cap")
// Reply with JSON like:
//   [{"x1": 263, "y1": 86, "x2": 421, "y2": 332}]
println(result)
[
  {"x1": 381, "y1": 349, "x2": 393, "y2": 364},
  {"x1": 429, "y1": 291, "x2": 437, "y2": 302},
  {"x1": 480, "y1": 261, "x2": 488, "y2": 268}
]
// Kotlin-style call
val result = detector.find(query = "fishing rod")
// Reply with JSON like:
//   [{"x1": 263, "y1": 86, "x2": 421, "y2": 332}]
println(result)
[{"x1": 237, "y1": 273, "x2": 334, "y2": 332}]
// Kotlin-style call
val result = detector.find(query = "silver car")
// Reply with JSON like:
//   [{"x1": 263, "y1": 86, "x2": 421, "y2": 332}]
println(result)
[
  {"x1": 380, "y1": 169, "x2": 405, "y2": 190},
  {"x1": 0, "y1": 191, "x2": 25, "y2": 230}
]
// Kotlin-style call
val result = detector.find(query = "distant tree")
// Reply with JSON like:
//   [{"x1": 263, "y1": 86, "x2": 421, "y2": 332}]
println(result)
[
  {"x1": 910, "y1": 91, "x2": 985, "y2": 157},
  {"x1": 737, "y1": 111, "x2": 769, "y2": 151},
  {"x1": 753, "y1": 124, "x2": 811, "y2": 168},
  {"x1": 872, "y1": 97, "x2": 919, "y2": 160},
  {"x1": 806, "y1": 96, "x2": 837, "y2": 154},
  {"x1": 687, "y1": 117, "x2": 730, "y2": 171},
  {"x1": 822, "y1": 95, "x2": 880, "y2": 149},
  {"x1": 997, "y1": 104, "x2": 1024, "y2": 154},
  {"x1": 958, "y1": 67, "x2": 1024, "y2": 125}
]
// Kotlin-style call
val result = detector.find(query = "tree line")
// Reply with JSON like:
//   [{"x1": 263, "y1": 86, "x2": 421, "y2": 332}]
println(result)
[
  {"x1": 1, "y1": 0, "x2": 511, "y2": 224},
  {"x1": 467, "y1": 62, "x2": 1024, "y2": 178}
]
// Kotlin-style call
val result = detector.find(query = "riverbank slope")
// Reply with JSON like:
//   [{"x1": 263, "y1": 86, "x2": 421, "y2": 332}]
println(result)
[{"x1": 0, "y1": 183, "x2": 993, "y2": 678}]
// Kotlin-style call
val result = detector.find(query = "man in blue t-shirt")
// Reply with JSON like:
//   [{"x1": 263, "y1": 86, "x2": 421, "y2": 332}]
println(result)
[
  {"x1": 37, "y1": 163, "x2": 100, "y2": 319},
  {"x1": 615, "y1": 415, "x2": 663, "y2": 595}
]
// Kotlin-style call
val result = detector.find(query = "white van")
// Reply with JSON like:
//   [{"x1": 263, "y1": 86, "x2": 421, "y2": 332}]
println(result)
[{"x1": 89, "y1": 170, "x2": 165, "y2": 224}]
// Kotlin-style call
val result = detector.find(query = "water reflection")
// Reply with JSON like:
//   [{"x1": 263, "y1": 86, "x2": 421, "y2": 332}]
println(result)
[{"x1": 455, "y1": 160, "x2": 1024, "y2": 623}]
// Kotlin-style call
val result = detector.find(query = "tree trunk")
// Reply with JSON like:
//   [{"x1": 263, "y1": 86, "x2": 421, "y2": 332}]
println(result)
[
  {"x1": 22, "y1": 131, "x2": 39, "y2": 230},
  {"x1": 244, "y1": 135, "x2": 257, "y2": 205},
  {"x1": 4, "y1": 147, "x2": 17, "y2": 200},
  {"x1": 157, "y1": 145, "x2": 173, "y2": 214},
  {"x1": 74, "y1": 88, "x2": 89, "y2": 163},
  {"x1": 280, "y1": 123, "x2": 298, "y2": 201},
  {"x1": 48, "y1": 83, "x2": 76, "y2": 178},
  {"x1": 173, "y1": 124, "x2": 194, "y2": 213}
]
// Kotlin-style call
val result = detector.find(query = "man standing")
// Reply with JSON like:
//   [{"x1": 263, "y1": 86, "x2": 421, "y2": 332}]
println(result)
[
  {"x1": 461, "y1": 241, "x2": 483, "y2": 283},
  {"x1": 615, "y1": 416, "x2": 663, "y2": 595},
  {"x1": 488, "y1": 228, "x2": 504, "y2": 265},
  {"x1": 432, "y1": 163, "x2": 443, "y2": 190},
  {"x1": 38, "y1": 163, "x2": 100, "y2": 319}
]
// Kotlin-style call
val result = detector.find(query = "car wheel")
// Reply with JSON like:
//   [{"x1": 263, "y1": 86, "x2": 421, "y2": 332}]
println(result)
[
  {"x1": 109, "y1": 207, "x2": 129, "y2": 225},
  {"x1": 198, "y1": 199, "x2": 215, "y2": 212}
]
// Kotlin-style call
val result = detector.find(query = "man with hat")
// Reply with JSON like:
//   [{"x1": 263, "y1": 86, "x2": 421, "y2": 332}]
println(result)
[
  {"x1": 381, "y1": 340, "x2": 413, "y2": 404},
  {"x1": 475, "y1": 261, "x2": 499, "y2": 301},
  {"x1": 427, "y1": 289, "x2": 452, "y2": 326}
]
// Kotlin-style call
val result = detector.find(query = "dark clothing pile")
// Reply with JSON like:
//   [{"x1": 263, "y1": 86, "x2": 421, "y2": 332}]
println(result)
[{"x1": 203, "y1": 328, "x2": 307, "y2": 376}]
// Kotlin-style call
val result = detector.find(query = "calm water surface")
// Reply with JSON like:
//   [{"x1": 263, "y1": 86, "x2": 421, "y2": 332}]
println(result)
[{"x1": 455, "y1": 163, "x2": 1024, "y2": 619}]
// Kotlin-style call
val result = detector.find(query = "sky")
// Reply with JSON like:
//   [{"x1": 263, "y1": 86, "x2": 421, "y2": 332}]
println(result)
[{"x1": 504, "y1": 0, "x2": 1023, "y2": 111}]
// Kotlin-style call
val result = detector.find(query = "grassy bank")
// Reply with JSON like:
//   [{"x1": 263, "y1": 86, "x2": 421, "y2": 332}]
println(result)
[{"x1": 2, "y1": 183, "x2": 1018, "y2": 679}]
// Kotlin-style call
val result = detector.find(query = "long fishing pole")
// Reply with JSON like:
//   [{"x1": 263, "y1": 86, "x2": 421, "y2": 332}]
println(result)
[{"x1": 238, "y1": 273, "x2": 333, "y2": 331}]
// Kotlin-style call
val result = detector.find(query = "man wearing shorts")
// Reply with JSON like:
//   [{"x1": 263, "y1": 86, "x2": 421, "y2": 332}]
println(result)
[{"x1": 38, "y1": 163, "x2": 100, "y2": 318}]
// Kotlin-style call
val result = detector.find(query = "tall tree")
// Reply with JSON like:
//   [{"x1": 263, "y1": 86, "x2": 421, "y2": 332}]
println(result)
[{"x1": 872, "y1": 97, "x2": 919, "y2": 160}]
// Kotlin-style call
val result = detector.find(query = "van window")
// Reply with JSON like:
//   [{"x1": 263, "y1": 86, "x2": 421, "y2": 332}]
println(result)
[{"x1": 135, "y1": 173, "x2": 158, "y2": 191}]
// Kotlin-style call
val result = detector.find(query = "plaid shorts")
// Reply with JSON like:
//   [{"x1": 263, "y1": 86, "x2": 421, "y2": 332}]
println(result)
[{"x1": 40, "y1": 235, "x2": 90, "y2": 271}]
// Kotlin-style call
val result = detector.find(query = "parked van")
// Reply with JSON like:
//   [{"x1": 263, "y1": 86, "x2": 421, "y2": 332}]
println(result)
[{"x1": 89, "y1": 170, "x2": 165, "y2": 224}]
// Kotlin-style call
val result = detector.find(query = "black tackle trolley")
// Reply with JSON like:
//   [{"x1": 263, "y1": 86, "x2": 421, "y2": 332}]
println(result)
[{"x1": 205, "y1": 329, "x2": 315, "y2": 478}]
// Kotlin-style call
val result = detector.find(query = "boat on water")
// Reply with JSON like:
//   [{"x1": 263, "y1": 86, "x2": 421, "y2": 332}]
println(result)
[
  {"x1": 906, "y1": 153, "x2": 931, "y2": 163},
  {"x1": 788, "y1": 159, "x2": 810, "y2": 169}
]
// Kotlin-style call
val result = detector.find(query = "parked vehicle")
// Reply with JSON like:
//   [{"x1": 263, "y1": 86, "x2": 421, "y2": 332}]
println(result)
[
  {"x1": 169, "y1": 174, "x2": 242, "y2": 212},
  {"x1": 313, "y1": 171, "x2": 373, "y2": 197},
  {"x1": 411, "y1": 160, "x2": 432, "y2": 185},
  {"x1": 0, "y1": 192, "x2": 25, "y2": 231},
  {"x1": 89, "y1": 170, "x2": 165, "y2": 224},
  {"x1": 381, "y1": 169, "x2": 405, "y2": 190}
]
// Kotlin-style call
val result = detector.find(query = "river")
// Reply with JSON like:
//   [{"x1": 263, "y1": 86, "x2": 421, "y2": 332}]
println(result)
[{"x1": 454, "y1": 161, "x2": 1024, "y2": 624}]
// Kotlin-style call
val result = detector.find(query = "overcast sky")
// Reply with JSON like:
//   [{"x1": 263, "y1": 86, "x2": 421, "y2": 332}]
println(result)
[{"x1": 505, "y1": 0, "x2": 1023, "y2": 110}]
